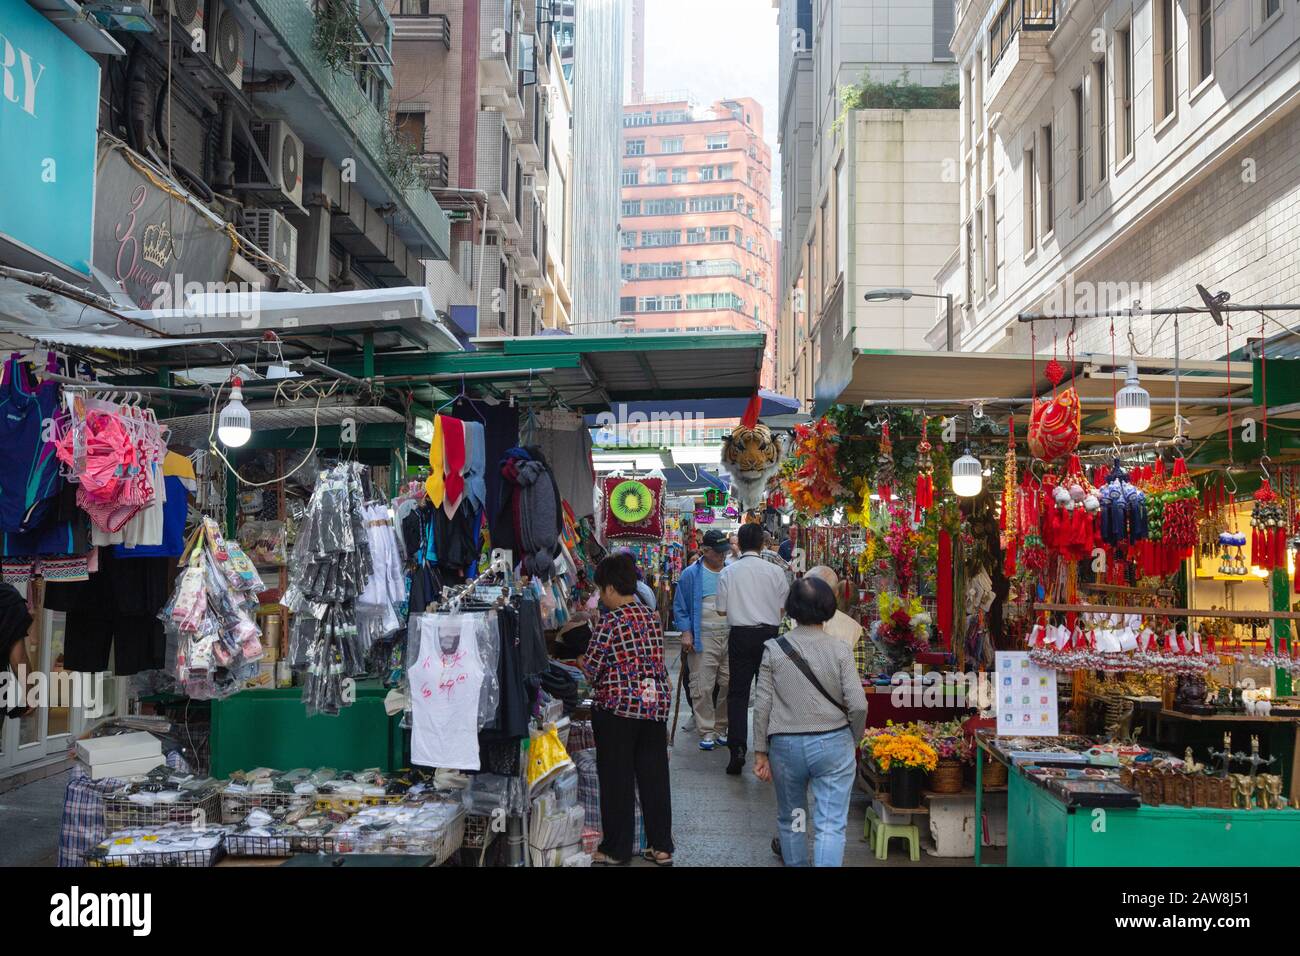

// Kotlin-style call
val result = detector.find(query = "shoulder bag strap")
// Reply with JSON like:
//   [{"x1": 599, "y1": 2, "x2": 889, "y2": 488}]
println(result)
[{"x1": 775, "y1": 636, "x2": 848, "y2": 716}]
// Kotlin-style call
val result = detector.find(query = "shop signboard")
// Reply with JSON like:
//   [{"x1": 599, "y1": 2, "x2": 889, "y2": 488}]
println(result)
[
  {"x1": 92, "y1": 144, "x2": 235, "y2": 308},
  {"x1": 995, "y1": 651, "x2": 1058, "y2": 736},
  {"x1": 0, "y1": 0, "x2": 100, "y2": 274}
]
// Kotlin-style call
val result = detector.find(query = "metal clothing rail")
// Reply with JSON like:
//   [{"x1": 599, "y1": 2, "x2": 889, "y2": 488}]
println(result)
[
  {"x1": 44, "y1": 373, "x2": 212, "y2": 398},
  {"x1": 1033, "y1": 602, "x2": 1300, "y2": 621}
]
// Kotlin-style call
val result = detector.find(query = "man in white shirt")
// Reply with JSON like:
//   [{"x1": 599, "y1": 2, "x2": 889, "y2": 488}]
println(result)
[{"x1": 716, "y1": 522, "x2": 791, "y2": 775}]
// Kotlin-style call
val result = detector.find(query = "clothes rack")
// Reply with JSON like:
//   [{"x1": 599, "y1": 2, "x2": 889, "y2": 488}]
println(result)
[{"x1": 1033, "y1": 602, "x2": 1300, "y2": 621}]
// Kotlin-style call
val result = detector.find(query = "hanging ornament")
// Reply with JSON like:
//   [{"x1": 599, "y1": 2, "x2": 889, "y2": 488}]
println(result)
[
  {"x1": 913, "y1": 417, "x2": 934, "y2": 522},
  {"x1": 1028, "y1": 387, "x2": 1081, "y2": 461},
  {"x1": 1251, "y1": 478, "x2": 1288, "y2": 571},
  {"x1": 1044, "y1": 356, "x2": 1065, "y2": 389},
  {"x1": 876, "y1": 420, "x2": 896, "y2": 504}
]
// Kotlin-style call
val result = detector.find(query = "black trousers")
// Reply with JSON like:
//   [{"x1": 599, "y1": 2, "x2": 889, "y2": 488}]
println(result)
[
  {"x1": 726, "y1": 624, "x2": 779, "y2": 756},
  {"x1": 591, "y1": 707, "x2": 674, "y2": 859}
]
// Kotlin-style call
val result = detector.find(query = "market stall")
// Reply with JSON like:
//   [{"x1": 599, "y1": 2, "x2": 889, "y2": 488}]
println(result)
[
  {"x1": 0, "y1": 313, "x2": 769, "y2": 867},
  {"x1": 768, "y1": 319, "x2": 1300, "y2": 863}
]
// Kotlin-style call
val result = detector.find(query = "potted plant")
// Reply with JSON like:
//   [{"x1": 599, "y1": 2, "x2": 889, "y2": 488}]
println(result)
[
  {"x1": 923, "y1": 721, "x2": 971, "y2": 794},
  {"x1": 870, "y1": 732, "x2": 937, "y2": 808}
]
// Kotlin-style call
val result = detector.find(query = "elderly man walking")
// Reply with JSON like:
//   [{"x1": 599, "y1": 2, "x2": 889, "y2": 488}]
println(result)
[{"x1": 716, "y1": 522, "x2": 790, "y2": 775}]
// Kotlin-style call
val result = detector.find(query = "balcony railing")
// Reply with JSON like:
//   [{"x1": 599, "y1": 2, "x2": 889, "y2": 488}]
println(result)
[
  {"x1": 988, "y1": 0, "x2": 1056, "y2": 70},
  {"x1": 391, "y1": 8, "x2": 451, "y2": 47},
  {"x1": 416, "y1": 151, "x2": 450, "y2": 189}
]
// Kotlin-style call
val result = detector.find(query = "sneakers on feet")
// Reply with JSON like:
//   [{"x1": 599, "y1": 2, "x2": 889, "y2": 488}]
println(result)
[
  {"x1": 716, "y1": 735, "x2": 728, "y2": 747},
  {"x1": 699, "y1": 736, "x2": 716, "y2": 751}
]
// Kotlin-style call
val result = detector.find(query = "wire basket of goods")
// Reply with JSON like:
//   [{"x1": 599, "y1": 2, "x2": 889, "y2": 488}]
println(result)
[{"x1": 83, "y1": 825, "x2": 226, "y2": 868}]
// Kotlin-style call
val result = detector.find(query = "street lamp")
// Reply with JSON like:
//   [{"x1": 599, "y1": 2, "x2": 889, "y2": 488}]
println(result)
[{"x1": 863, "y1": 287, "x2": 956, "y2": 352}]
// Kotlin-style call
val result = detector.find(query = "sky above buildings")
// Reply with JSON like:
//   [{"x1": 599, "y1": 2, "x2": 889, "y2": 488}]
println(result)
[{"x1": 629, "y1": 0, "x2": 782, "y2": 223}]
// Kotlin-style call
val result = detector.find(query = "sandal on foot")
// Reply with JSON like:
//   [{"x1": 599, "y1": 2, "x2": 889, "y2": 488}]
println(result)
[
  {"x1": 592, "y1": 852, "x2": 629, "y2": 866},
  {"x1": 642, "y1": 849, "x2": 674, "y2": 866}
]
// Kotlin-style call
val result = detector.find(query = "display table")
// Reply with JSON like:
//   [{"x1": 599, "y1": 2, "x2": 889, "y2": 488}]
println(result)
[
  {"x1": 1006, "y1": 768, "x2": 1300, "y2": 866},
  {"x1": 209, "y1": 680, "x2": 405, "y2": 777}
]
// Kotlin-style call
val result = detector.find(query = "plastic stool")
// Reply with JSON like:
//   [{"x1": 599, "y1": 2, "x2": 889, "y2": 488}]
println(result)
[
  {"x1": 862, "y1": 806, "x2": 880, "y2": 843},
  {"x1": 874, "y1": 822, "x2": 920, "y2": 861}
]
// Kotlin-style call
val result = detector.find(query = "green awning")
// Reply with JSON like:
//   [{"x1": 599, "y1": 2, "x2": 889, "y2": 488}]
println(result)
[{"x1": 331, "y1": 331, "x2": 768, "y2": 410}]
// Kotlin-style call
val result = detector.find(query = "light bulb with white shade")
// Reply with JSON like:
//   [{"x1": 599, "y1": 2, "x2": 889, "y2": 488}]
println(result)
[
  {"x1": 218, "y1": 378, "x2": 252, "y2": 448},
  {"x1": 951, "y1": 449, "x2": 983, "y2": 497},
  {"x1": 1114, "y1": 360, "x2": 1151, "y2": 434}
]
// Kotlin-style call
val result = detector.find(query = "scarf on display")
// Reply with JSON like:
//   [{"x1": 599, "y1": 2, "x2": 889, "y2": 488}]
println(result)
[
  {"x1": 463, "y1": 421, "x2": 487, "y2": 514},
  {"x1": 426, "y1": 415, "x2": 446, "y2": 506},
  {"x1": 442, "y1": 415, "x2": 467, "y2": 517}
]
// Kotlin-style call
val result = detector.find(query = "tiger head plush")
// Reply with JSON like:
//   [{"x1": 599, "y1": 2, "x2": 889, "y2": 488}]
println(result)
[{"x1": 721, "y1": 423, "x2": 786, "y2": 511}]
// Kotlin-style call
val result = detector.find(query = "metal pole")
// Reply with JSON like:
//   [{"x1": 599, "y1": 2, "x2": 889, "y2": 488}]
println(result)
[
  {"x1": 43, "y1": 373, "x2": 212, "y2": 398},
  {"x1": 1018, "y1": 303, "x2": 1300, "y2": 322},
  {"x1": 301, "y1": 357, "x2": 368, "y2": 388}
]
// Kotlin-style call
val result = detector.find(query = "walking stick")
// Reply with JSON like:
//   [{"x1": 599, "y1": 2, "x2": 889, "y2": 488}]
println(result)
[{"x1": 669, "y1": 651, "x2": 687, "y2": 747}]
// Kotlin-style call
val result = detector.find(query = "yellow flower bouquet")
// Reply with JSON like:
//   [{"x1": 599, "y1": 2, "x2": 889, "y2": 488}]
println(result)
[{"x1": 870, "y1": 732, "x2": 938, "y2": 773}]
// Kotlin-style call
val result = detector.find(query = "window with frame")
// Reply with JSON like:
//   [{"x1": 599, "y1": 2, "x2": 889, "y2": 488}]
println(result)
[
  {"x1": 986, "y1": 191, "x2": 998, "y2": 294},
  {"x1": 671, "y1": 168, "x2": 687, "y2": 183},
  {"x1": 690, "y1": 195, "x2": 735, "y2": 213},
  {"x1": 700, "y1": 166, "x2": 715, "y2": 181},
  {"x1": 1093, "y1": 57, "x2": 1108, "y2": 183},
  {"x1": 1154, "y1": 0, "x2": 1176, "y2": 124},
  {"x1": 620, "y1": 296, "x2": 635, "y2": 313},
  {"x1": 660, "y1": 137, "x2": 684, "y2": 153},
  {"x1": 709, "y1": 226, "x2": 731, "y2": 242},
  {"x1": 638, "y1": 295, "x2": 682, "y2": 312},
  {"x1": 718, "y1": 164, "x2": 734, "y2": 180},
  {"x1": 645, "y1": 198, "x2": 687, "y2": 215},
  {"x1": 620, "y1": 263, "x2": 634, "y2": 280},
  {"x1": 1194, "y1": 0, "x2": 1213, "y2": 85},
  {"x1": 1023, "y1": 143, "x2": 1037, "y2": 255},
  {"x1": 621, "y1": 167, "x2": 639, "y2": 186},
  {"x1": 1073, "y1": 85, "x2": 1085, "y2": 204},
  {"x1": 1041, "y1": 123, "x2": 1055, "y2": 233},
  {"x1": 641, "y1": 229, "x2": 679, "y2": 247},
  {"x1": 621, "y1": 200, "x2": 641, "y2": 216},
  {"x1": 686, "y1": 227, "x2": 708, "y2": 244},
  {"x1": 706, "y1": 134, "x2": 729, "y2": 150},
  {"x1": 973, "y1": 205, "x2": 985, "y2": 300},
  {"x1": 1265, "y1": 0, "x2": 1281, "y2": 19},
  {"x1": 640, "y1": 261, "x2": 684, "y2": 279},
  {"x1": 1116, "y1": 25, "x2": 1134, "y2": 160},
  {"x1": 651, "y1": 168, "x2": 668, "y2": 184},
  {"x1": 621, "y1": 230, "x2": 636, "y2": 248},
  {"x1": 624, "y1": 112, "x2": 652, "y2": 127},
  {"x1": 626, "y1": 139, "x2": 646, "y2": 156}
]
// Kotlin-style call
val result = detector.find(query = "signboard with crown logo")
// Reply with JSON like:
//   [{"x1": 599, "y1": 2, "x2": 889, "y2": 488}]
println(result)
[
  {"x1": 92, "y1": 144, "x2": 236, "y2": 308},
  {"x1": 0, "y1": 1, "x2": 99, "y2": 274}
]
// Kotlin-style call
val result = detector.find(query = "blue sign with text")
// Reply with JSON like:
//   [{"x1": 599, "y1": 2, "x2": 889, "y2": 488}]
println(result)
[{"x1": 0, "y1": 0, "x2": 100, "y2": 274}]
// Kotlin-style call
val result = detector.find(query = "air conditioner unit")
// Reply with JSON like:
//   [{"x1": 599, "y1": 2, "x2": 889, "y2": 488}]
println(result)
[
  {"x1": 157, "y1": 0, "x2": 203, "y2": 36},
  {"x1": 240, "y1": 119, "x2": 305, "y2": 210},
  {"x1": 241, "y1": 208, "x2": 299, "y2": 277},
  {"x1": 206, "y1": 0, "x2": 244, "y2": 89}
]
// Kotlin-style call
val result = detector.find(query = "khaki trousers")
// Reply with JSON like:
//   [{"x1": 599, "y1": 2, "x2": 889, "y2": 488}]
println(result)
[{"x1": 687, "y1": 600, "x2": 730, "y2": 737}]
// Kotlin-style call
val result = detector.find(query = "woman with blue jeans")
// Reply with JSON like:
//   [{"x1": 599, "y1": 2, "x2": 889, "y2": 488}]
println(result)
[{"x1": 752, "y1": 578, "x2": 868, "y2": 867}]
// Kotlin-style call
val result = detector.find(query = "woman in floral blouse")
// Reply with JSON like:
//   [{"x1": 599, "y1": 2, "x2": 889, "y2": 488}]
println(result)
[{"x1": 580, "y1": 553, "x2": 674, "y2": 865}]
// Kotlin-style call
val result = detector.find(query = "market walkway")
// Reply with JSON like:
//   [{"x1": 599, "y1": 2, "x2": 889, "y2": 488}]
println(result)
[{"x1": 659, "y1": 637, "x2": 987, "y2": 868}]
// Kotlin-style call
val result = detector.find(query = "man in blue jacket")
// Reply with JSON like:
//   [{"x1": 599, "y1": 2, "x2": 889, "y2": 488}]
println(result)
[{"x1": 674, "y1": 529, "x2": 732, "y2": 750}]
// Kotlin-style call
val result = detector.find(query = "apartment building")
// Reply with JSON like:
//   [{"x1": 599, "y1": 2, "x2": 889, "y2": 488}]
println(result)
[
  {"x1": 390, "y1": 0, "x2": 565, "y2": 338},
  {"x1": 618, "y1": 97, "x2": 778, "y2": 385},
  {"x1": 568, "y1": 0, "x2": 627, "y2": 336},
  {"x1": 774, "y1": 0, "x2": 959, "y2": 409},
  {"x1": 946, "y1": 0, "x2": 1300, "y2": 363}
]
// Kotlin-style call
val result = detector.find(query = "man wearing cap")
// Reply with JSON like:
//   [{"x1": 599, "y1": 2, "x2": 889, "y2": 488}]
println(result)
[{"x1": 672, "y1": 529, "x2": 732, "y2": 750}]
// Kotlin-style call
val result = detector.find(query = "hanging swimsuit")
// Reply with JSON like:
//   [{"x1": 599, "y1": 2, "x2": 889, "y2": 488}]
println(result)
[{"x1": 0, "y1": 354, "x2": 63, "y2": 534}]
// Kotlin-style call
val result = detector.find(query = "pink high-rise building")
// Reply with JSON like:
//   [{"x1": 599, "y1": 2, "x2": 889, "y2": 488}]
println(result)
[{"x1": 619, "y1": 98, "x2": 777, "y2": 387}]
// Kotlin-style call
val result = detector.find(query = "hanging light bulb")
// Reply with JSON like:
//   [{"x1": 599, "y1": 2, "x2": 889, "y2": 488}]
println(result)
[
  {"x1": 217, "y1": 377, "x2": 252, "y2": 448},
  {"x1": 951, "y1": 448, "x2": 983, "y2": 497},
  {"x1": 1115, "y1": 360, "x2": 1151, "y2": 433}
]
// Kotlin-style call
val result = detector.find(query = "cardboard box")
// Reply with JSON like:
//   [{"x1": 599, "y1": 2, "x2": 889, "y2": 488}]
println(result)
[
  {"x1": 76, "y1": 731, "x2": 162, "y2": 765},
  {"x1": 78, "y1": 753, "x2": 166, "y2": 780}
]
